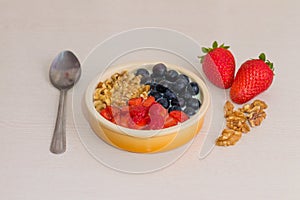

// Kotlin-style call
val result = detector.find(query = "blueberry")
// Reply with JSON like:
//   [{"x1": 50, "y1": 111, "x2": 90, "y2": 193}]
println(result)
[
  {"x1": 141, "y1": 76, "x2": 152, "y2": 85},
  {"x1": 165, "y1": 70, "x2": 179, "y2": 82},
  {"x1": 171, "y1": 98, "x2": 185, "y2": 108},
  {"x1": 186, "y1": 84, "x2": 195, "y2": 95},
  {"x1": 149, "y1": 90, "x2": 163, "y2": 100},
  {"x1": 177, "y1": 74, "x2": 190, "y2": 84},
  {"x1": 158, "y1": 80, "x2": 171, "y2": 89},
  {"x1": 135, "y1": 68, "x2": 149, "y2": 77},
  {"x1": 170, "y1": 98, "x2": 180, "y2": 106},
  {"x1": 150, "y1": 82, "x2": 157, "y2": 90},
  {"x1": 186, "y1": 98, "x2": 201, "y2": 109},
  {"x1": 150, "y1": 73, "x2": 158, "y2": 79},
  {"x1": 166, "y1": 82, "x2": 176, "y2": 92},
  {"x1": 173, "y1": 79, "x2": 187, "y2": 93},
  {"x1": 180, "y1": 90, "x2": 193, "y2": 99},
  {"x1": 157, "y1": 78, "x2": 165, "y2": 84},
  {"x1": 151, "y1": 74, "x2": 164, "y2": 83},
  {"x1": 184, "y1": 107, "x2": 196, "y2": 116},
  {"x1": 152, "y1": 63, "x2": 167, "y2": 77},
  {"x1": 157, "y1": 98, "x2": 170, "y2": 109},
  {"x1": 189, "y1": 82, "x2": 199, "y2": 95},
  {"x1": 178, "y1": 97, "x2": 186, "y2": 107},
  {"x1": 156, "y1": 84, "x2": 167, "y2": 93},
  {"x1": 168, "y1": 105, "x2": 182, "y2": 113},
  {"x1": 164, "y1": 89, "x2": 177, "y2": 101}
]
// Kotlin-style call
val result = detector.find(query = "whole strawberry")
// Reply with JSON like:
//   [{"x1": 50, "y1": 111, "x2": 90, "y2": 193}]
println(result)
[
  {"x1": 230, "y1": 53, "x2": 274, "y2": 104},
  {"x1": 200, "y1": 41, "x2": 235, "y2": 89}
]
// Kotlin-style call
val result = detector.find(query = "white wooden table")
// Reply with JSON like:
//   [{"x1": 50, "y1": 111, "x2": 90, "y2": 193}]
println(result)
[{"x1": 1, "y1": 0, "x2": 299, "y2": 199}]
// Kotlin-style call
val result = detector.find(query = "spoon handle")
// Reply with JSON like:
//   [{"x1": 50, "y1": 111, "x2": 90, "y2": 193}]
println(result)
[{"x1": 50, "y1": 89, "x2": 67, "y2": 154}]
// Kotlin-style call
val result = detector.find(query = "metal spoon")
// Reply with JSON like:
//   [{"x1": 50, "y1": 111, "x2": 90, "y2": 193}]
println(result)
[{"x1": 49, "y1": 50, "x2": 81, "y2": 154}]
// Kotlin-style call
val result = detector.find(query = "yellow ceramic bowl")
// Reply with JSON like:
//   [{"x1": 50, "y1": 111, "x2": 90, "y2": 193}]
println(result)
[{"x1": 85, "y1": 63, "x2": 210, "y2": 153}]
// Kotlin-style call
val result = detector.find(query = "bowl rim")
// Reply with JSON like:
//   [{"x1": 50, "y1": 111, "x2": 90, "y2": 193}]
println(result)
[{"x1": 85, "y1": 62, "x2": 210, "y2": 138}]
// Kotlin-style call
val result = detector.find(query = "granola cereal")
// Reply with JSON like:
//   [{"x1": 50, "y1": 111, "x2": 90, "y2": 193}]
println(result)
[{"x1": 93, "y1": 71, "x2": 150, "y2": 112}]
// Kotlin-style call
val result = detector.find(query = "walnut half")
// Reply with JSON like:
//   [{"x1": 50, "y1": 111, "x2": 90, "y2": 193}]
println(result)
[
  {"x1": 216, "y1": 99, "x2": 268, "y2": 147},
  {"x1": 226, "y1": 110, "x2": 250, "y2": 134},
  {"x1": 216, "y1": 129, "x2": 242, "y2": 146},
  {"x1": 224, "y1": 101, "x2": 234, "y2": 117},
  {"x1": 243, "y1": 99, "x2": 268, "y2": 127},
  {"x1": 248, "y1": 110, "x2": 267, "y2": 127}
]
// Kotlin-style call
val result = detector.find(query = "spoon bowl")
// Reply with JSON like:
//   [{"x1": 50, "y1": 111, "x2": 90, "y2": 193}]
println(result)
[
  {"x1": 49, "y1": 50, "x2": 81, "y2": 154},
  {"x1": 49, "y1": 51, "x2": 81, "y2": 90}
]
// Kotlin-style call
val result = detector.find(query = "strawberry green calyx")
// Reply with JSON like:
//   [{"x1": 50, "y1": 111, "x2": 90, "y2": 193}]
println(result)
[
  {"x1": 199, "y1": 41, "x2": 230, "y2": 63},
  {"x1": 201, "y1": 41, "x2": 230, "y2": 53},
  {"x1": 258, "y1": 53, "x2": 274, "y2": 72}
]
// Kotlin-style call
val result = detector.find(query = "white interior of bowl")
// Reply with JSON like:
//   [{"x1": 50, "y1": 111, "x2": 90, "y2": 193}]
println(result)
[{"x1": 85, "y1": 61, "x2": 210, "y2": 138}]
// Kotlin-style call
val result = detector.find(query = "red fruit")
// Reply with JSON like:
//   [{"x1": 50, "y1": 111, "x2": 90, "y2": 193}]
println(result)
[
  {"x1": 148, "y1": 103, "x2": 167, "y2": 118},
  {"x1": 169, "y1": 110, "x2": 189, "y2": 123},
  {"x1": 128, "y1": 105, "x2": 149, "y2": 127},
  {"x1": 110, "y1": 107, "x2": 121, "y2": 124},
  {"x1": 128, "y1": 97, "x2": 143, "y2": 106},
  {"x1": 100, "y1": 107, "x2": 113, "y2": 121},
  {"x1": 142, "y1": 96, "x2": 155, "y2": 107},
  {"x1": 127, "y1": 118, "x2": 145, "y2": 130},
  {"x1": 118, "y1": 112, "x2": 131, "y2": 128},
  {"x1": 120, "y1": 105, "x2": 130, "y2": 114},
  {"x1": 100, "y1": 106, "x2": 120, "y2": 123},
  {"x1": 132, "y1": 115, "x2": 150, "y2": 127},
  {"x1": 230, "y1": 53, "x2": 274, "y2": 104},
  {"x1": 200, "y1": 41, "x2": 235, "y2": 89},
  {"x1": 164, "y1": 115, "x2": 178, "y2": 128},
  {"x1": 148, "y1": 114, "x2": 165, "y2": 130},
  {"x1": 129, "y1": 105, "x2": 148, "y2": 119}
]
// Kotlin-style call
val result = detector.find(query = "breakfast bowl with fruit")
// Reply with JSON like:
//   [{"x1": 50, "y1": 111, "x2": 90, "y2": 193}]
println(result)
[{"x1": 85, "y1": 62, "x2": 210, "y2": 153}]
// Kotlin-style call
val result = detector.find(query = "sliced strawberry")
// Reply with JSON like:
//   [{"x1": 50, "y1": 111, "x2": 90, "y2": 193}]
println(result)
[
  {"x1": 128, "y1": 97, "x2": 143, "y2": 106},
  {"x1": 164, "y1": 115, "x2": 178, "y2": 128},
  {"x1": 148, "y1": 114, "x2": 165, "y2": 130},
  {"x1": 117, "y1": 112, "x2": 130, "y2": 128},
  {"x1": 100, "y1": 106, "x2": 113, "y2": 122},
  {"x1": 128, "y1": 105, "x2": 149, "y2": 128},
  {"x1": 127, "y1": 116, "x2": 149, "y2": 130},
  {"x1": 127, "y1": 118, "x2": 139, "y2": 129},
  {"x1": 142, "y1": 96, "x2": 155, "y2": 107},
  {"x1": 111, "y1": 106, "x2": 122, "y2": 123},
  {"x1": 149, "y1": 103, "x2": 167, "y2": 118},
  {"x1": 100, "y1": 106, "x2": 121, "y2": 124},
  {"x1": 169, "y1": 110, "x2": 189, "y2": 123},
  {"x1": 132, "y1": 115, "x2": 150, "y2": 127},
  {"x1": 111, "y1": 111, "x2": 120, "y2": 124},
  {"x1": 129, "y1": 105, "x2": 148, "y2": 119},
  {"x1": 113, "y1": 110, "x2": 122, "y2": 125},
  {"x1": 120, "y1": 105, "x2": 129, "y2": 114}
]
